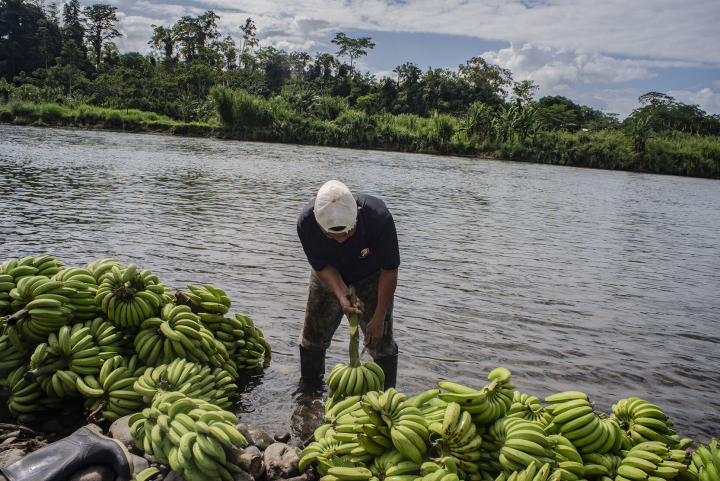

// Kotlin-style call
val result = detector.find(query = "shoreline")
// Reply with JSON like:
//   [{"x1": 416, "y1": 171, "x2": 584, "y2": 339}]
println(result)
[{"x1": 1, "y1": 104, "x2": 719, "y2": 180}]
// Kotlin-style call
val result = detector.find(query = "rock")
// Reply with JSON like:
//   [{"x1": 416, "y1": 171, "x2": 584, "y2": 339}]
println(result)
[
  {"x1": 108, "y1": 415, "x2": 133, "y2": 447},
  {"x1": 233, "y1": 472, "x2": 255, "y2": 481},
  {"x1": 130, "y1": 454, "x2": 149, "y2": 476},
  {"x1": 247, "y1": 427, "x2": 274, "y2": 450},
  {"x1": 0, "y1": 449, "x2": 26, "y2": 467},
  {"x1": 235, "y1": 424, "x2": 254, "y2": 446},
  {"x1": 67, "y1": 464, "x2": 115, "y2": 481},
  {"x1": 1, "y1": 437, "x2": 16, "y2": 445},
  {"x1": 274, "y1": 432, "x2": 291, "y2": 443},
  {"x1": 16, "y1": 414, "x2": 36, "y2": 425},
  {"x1": 264, "y1": 443, "x2": 302, "y2": 481},
  {"x1": 237, "y1": 452, "x2": 265, "y2": 480},
  {"x1": 245, "y1": 446, "x2": 261, "y2": 456},
  {"x1": 41, "y1": 419, "x2": 63, "y2": 434},
  {"x1": 143, "y1": 453, "x2": 157, "y2": 464},
  {"x1": 0, "y1": 475, "x2": 6, "y2": 481}
]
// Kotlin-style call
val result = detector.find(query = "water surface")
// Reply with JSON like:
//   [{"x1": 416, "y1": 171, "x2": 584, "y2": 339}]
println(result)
[{"x1": 1, "y1": 125, "x2": 719, "y2": 442}]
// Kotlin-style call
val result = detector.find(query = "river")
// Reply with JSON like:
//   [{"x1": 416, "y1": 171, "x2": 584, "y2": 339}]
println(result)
[{"x1": 1, "y1": 125, "x2": 719, "y2": 442}]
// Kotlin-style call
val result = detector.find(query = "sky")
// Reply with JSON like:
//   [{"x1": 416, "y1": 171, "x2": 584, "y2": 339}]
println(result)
[{"x1": 77, "y1": 0, "x2": 720, "y2": 119}]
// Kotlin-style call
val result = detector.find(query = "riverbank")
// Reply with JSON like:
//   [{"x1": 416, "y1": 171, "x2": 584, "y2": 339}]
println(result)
[{"x1": 1, "y1": 101, "x2": 719, "y2": 179}]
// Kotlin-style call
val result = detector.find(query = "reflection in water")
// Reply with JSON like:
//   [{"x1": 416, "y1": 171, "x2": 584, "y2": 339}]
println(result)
[{"x1": 1, "y1": 125, "x2": 720, "y2": 442}]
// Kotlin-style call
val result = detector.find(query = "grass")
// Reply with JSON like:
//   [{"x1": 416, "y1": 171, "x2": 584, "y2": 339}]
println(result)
[{"x1": 2, "y1": 97, "x2": 719, "y2": 179}]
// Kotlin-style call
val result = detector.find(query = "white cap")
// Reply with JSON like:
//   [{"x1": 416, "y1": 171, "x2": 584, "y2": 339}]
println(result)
[{"x1": 314, "y1": 180, "x2": 358, "y2": 233}]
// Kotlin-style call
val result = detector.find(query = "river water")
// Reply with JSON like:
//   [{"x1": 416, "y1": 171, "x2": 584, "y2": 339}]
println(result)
[{"x1": 1, "y1": 125, "x2": 719, "y2": 443}]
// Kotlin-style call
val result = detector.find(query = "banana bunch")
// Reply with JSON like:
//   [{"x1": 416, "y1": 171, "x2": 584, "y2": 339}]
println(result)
[
  {"x1": 496, "y1": 463, "x2": 557, "y2": 481},
  {"x1": 362, "y1": 389, "x2": 430, "y2": 463},
  {"x1": 134, "y1": 305, "x2": 224, "y2": 368},
  {"x1": 549, "y1": 434, "x2": 583, "y2": 479},
  {"x1": 545, "y1": 391, "x2": 622, "y2": 454},
  {"x1": 580, "y1": 452, "x2": 621, "y2": 480},
  {"x1": 299, "y1": 430, "x2": 345, "y2": 473},
  {"x1": 129, "y1": 392, "x2": 246, "y2": 481},
  {"x1": 84, "y1": 317, "x2": 129, "y2": 360},
  {"x1": 325, "y1": 394, "x2": 363, "y2": 423},
  {"x1": 184, "y1": 284, "x2": 232, "y2": 314},
  {"x1": 486, "y1": 418, "x2": 555, "y2": 472},
  {"x1": 689, "y1": 439, "x2": 720, "y2": 481},
  {"x1": 322, "y1": 464, "x2": 374, "y2": 481},
  {"x1": 199, "y1": 313, "x2": 246, "y2": 355},
  {"x1": 2, "y1": 364, "x2": 46, "y2": 416},
  {"x1": 51, "y1": 267, "x2": 100, "y2": 320},
  {"x1": 95, "y1": 264, "x2": 171, "y2": 327},
  {"x1": 427, "y1": 402, "x2": 484, "y2": 478},
  {"x1": 1, "y1": 257, "x2": 67, "y2": 314},
  {"x1": 616, "y1": 441, "x2": 690, "y2": 481},
  {"x1": 0, "y1": 333, "x2": 28, "y2": 374},
  {"x1": 328, "y1": 361, "x2": 386, "y2": 399},
  {"x1": 6, "y1": 275, "x2": 77, "y2": 342},
  {"x1": 87, "y1": 258, "x2": 125, "y2": 283},
  {"x1": 439, "y1": 367, "x2": 514, "y2": 426},
  {"x1": 371, "y1": 449, "x2": 422, "y2": 479},
  {"x1": 507, "y1": 392, "x2": 554, "y2": 428},
  {"x1": 611, "y1": 398, "x2": 689, "y2": 449},
  {"x1": 228, "y1": 314, "x2": 269, "y2": 371},
  {"x1": 78, "y1": 355, "x2": 146, "y2": 422},
  {"x1": 133, "y1": 359, "x2": 237, "y2": 408}
]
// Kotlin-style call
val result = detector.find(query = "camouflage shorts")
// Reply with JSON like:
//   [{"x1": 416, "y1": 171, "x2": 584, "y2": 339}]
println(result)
[{"x1": 299, "y1": 269, "x2": 397, "y2": 360}]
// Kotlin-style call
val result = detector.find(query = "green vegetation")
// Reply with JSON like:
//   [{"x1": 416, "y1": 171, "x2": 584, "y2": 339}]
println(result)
[{"x1": 1, "y1": 0, "x2": 719, "y2": 178}]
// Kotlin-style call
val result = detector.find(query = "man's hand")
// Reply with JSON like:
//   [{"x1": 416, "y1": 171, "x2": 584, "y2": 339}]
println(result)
[
  {"x1": 364, "y1": 316, "x2": 384, "y2": 346},
  {"x1": 340, "y1": 294, "x2": 364, "y2": 319}
]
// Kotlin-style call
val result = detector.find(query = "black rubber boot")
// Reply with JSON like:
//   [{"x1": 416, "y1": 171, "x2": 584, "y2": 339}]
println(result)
[
  {"x1": 0, "y1": 424, "x2": 133, "y2": 481},
  {"x1": 374, "y1": 349, "x2": 398, "y2": 390},
  {"x1": 298, "y1": 345, "x2": 326, "y2": 393}
]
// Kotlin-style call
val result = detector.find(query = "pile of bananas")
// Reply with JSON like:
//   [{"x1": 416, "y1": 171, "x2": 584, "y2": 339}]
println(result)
[
  {"x1": 616, "y1": 441, "x2": 690, "y2": 481},
  {"x1": 438, "y1": 367, "x2": 514, "y2": 425},
  {"x1": 0, "y1": 255, "x2": 271, "y2": 424},
  {"x1": 300, "y1": 366, "x2": 712, "y2": 481},
  {"x1": 545, "y1": 392, "x2": 623, "y2": 454},
  {"x1": 129, "y1": 392, "x2": 247, "y2": 481},
  {"x1": 689, "y1": 439, "x2": 720, "y2": 481},
  {"x1": 133, "y1": 358, "x2": 237, "y2": 409},
  {"x1": 611, "y1": 398, "x2": 687, "y2": 449}
]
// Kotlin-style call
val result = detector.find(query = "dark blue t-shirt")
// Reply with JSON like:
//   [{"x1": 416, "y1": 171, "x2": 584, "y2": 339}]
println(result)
[{"x1": 297, "y1": 194, "x2": 400, "y2": 285}]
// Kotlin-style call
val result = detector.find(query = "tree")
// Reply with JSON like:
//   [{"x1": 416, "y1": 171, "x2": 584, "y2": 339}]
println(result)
[
  {"x1": 62, "y1": 0, "x2": 85, "y2": 50},
  {"x1": 331, "y1": 32, "x2": 375, "y2": 71},
  {"x1": 459, "y1": 57, "x2": 513, "y2": 106},
  {"x1": 512, "y1": 79, "x2": 539, "y2": 107},
  {"x1": 239, "y1": 17, "x2": 258, "y2": 68},
  {"x1": 149, "y1": 25, "x2": 175, "y2": 59},
  {"x1": 83, "y1": 4, "x2": 121, "y2": 68},
  {"x1": 0, "y1": 0, "x2": 59, "y2": 80}
]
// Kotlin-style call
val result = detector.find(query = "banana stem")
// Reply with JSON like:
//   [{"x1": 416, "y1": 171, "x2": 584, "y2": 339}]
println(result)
[
  {"x1": 23, "y1": 358, "x2": 68, "y2": 382},
  {"x1": 348, "y1": 287, "x2": 359, "y2": 367},
  {"x1": 6, "y1": 309, "x2": 28, "y2": 325},
  {"x1": 115, "y1": 285, "x2": 137, "y2": 299}
]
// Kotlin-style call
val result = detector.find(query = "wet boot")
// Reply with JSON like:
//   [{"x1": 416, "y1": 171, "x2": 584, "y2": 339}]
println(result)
[
  {"x1": 374, "y1": 350, "x2": 398, "y2": 390},
  {"x1": 298, "y1": 345, "x2": 326, "y2": 394},
  {"x1": 0, "y1": 424, "x2": 133, "y2": 481}
]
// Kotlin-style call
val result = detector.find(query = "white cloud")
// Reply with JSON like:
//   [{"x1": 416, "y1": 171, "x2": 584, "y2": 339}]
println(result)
[{"x1": 667, "y1": 88, "x2": 720, "y2": 115}]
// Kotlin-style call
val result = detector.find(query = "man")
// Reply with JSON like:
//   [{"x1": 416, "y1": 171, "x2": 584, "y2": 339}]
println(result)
[{"x1": 297, "y1": 180, "x2": 399, "y2": 390}]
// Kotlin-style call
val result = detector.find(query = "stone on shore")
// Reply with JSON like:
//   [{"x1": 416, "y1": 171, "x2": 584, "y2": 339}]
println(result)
[
  {"x1": 245, "y1": 445, "x2": 261, "y2": 455},
  {"x1": 246, "y1": 427, "x2": 273, "y2": 450},
  {"x1": 235, "y1": 423, "x2": 254, "y2": 446},
  {"x1": 264, "y1": 442, "x2": 302, "y2": 481},
  {"x1": 108, "y1": 415, "x2": 134, "y2": 447},
  {"x1": 233, "y1": 472, "x2": 255, "y2": 481}
]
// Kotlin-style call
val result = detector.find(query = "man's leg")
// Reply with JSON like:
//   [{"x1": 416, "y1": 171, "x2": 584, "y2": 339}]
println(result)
[
  {"x1": 299, "y1": 269, "x2": 344, "y2": 388},
  {"x1": 353, "y1": 272, "x2": 398, "y2": 390}
]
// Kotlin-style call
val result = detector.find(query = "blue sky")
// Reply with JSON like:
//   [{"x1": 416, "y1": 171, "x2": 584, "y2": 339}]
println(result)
[{"x1": 91, "y1": 0, "x2": 720, "y2": 118}]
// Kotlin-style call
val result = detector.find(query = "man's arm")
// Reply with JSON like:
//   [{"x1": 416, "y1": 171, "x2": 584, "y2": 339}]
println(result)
[
  {"x1": 364, "y1": 268, "x2": 398, "y2": 346},
  {"x1": 314, "y1": 264, "x2": 365, "y2": 318}
]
